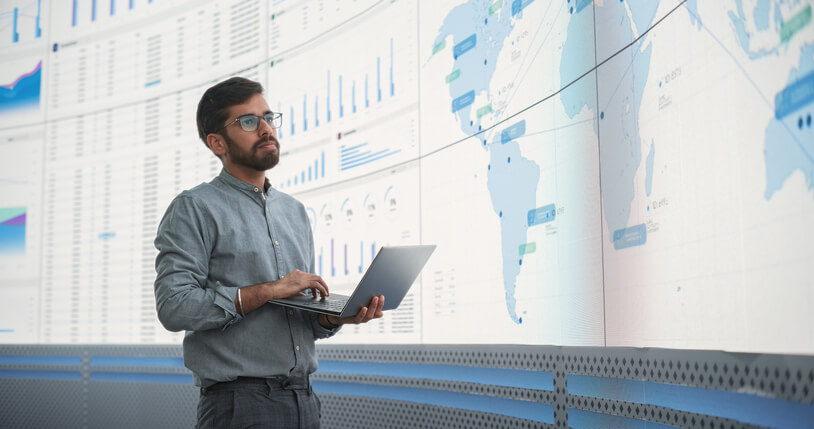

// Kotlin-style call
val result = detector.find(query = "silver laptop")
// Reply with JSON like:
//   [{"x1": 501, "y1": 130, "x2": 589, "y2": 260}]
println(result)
[{"x1": 268, "y1": 245, "x2": 436, "y2": 317}]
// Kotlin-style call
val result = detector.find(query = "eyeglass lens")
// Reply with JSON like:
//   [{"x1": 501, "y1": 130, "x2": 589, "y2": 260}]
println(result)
[{"x1": 237, "y1": 114, "x2": 281, "y2": 132}]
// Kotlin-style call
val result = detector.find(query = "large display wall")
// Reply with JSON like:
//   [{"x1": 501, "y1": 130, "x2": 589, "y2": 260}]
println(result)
[{"x1": 1, "y1": 0, "x2": 813, "y2": 353}]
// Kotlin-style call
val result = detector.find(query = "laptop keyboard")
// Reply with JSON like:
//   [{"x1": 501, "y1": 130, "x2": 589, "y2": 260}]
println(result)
[{"x1": 308, "y1": 296, "x2": 349, "y2": 312}]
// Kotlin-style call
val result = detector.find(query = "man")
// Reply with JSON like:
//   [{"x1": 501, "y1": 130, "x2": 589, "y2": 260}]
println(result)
[{"x1": 154, "y1": 77, "x2": 383, "y2": 428}]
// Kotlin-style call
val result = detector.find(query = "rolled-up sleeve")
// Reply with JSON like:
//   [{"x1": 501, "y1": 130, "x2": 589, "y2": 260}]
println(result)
[{"x1": 154, "y1": 194, "x2": 239, "y2": 332}]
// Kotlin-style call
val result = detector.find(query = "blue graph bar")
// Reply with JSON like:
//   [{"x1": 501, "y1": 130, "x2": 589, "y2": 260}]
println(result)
[
  {"x1": 339, "y1": 75, "x2": 344, "y2": 118},
  {"x1": 303, "y1": 95, "x2": 307, "y2": 131},
  {"x1": 92, "y1": 0, "x2": 97, "y2": 22},
  {"x1": 352, "y1": 81, "x2": 357, "y2": 113},
  {"x1": 331, "y1": 239, "x2": 335, "y2": 276},
  {"x1": 321, "y1": 151, "x2": 325, "y2": 177},
  {"x1": 277, "y1": 102, "x2": 283, "y2": 139},
  {"x1": 319, "y1": 247, "x2": 323, "y2": 276},
  {"x1": 36, "y1": 0, "x2": 41, "y2": 37},
  {"x1": 341, "y1": 149, "x2": 402, "y2": 171},
  {"x1": 390, "y1": 38, "x2": 394, "y2": 96},
  {"x1": 339, "y1": 75, "x2": 345, "y2": 118},
  {"x1": 130, "y1": 0, "x2": 134, "y2": 10},
  {"x1": 371, "y1": 243, "x2": 376, "y2": 262},
  {"x1": 365, "y1": 75, "x2": 369, "y2": 108},
  {"x1": 110, "y1": 0, "x2": 115, "y2": 16},
  {"x1": 343, "y1": 153, "x2": 370, "y2": 164},
  {"x1": 308, "y1": 166, "x2": 312, "y2": 181},
  {"x1": 12, "y1": 8, "x2": 18, "y2": 43},
  {"x1": 327, "y1": 71, "x2": 331, "y2": 123},
  {"x1": 290, "y1": 106, "x2": 294, "y2": 136},
  {"x1": 359, "y1": 241, "x2": 364, "y2": 274},
  {"x1": 341, "y1": 143, "x2": 368, "y2": 153},
  {"x1": 340, "y1": 144, "x2": 369, "y2": 163},
  {"x1": 72, "y1": 0, "x2": 77, "y2": 27},
  {"x1": 342, "y1": 148, "x2": 363, "y2": 158},
  {"x1": 342, "y1": 148, "x2": 371, "y2": 163},
  {"x1": 377, "y1": 58, "x2": 382, "y2": 102}
]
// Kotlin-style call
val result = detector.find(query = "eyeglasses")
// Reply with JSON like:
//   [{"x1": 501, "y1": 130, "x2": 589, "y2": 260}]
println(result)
[{"x1": 217, "y1": 112, "x2": 283, "y2": 133}]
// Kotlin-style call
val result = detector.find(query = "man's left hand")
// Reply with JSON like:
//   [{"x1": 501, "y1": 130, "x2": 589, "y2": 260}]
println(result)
[{"x1": 323, "y1": 295, "x2": 384, "y2": 328}]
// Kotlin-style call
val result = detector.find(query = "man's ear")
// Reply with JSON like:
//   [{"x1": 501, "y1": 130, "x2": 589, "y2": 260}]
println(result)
[{"x1": 206, "y1": 133, "x2": 227, "y2": 157}]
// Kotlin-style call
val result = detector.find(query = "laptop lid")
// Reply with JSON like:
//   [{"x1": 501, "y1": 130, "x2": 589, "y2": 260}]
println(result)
[{"x1": 268, "y1": 245, "x2": 436, "y2": 317}]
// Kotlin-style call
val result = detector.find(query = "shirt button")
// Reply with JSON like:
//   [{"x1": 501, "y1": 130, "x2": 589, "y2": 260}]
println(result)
[
  {"x1": 253, "y1": 187, "x2": 259, "y2": 192},
  {"x1": 274, "y1": 240, "x2": 279, "y2": 246},
  {"x1": 295, "y1": 345, "x2": 300, "y2": 351}
]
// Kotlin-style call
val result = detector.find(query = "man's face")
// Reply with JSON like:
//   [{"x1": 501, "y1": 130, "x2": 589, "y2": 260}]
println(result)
[{"x1": 219, "y1": 93, "x2": 280, "y2": 171}]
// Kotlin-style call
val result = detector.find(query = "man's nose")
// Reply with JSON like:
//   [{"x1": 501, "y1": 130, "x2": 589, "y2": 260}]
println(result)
[
  {"x1": 257, "y1": 118, "x2": 274, "y2": 136},
  {"x1": 257, "y1": 117, "x2": 274, "y2": 136}
]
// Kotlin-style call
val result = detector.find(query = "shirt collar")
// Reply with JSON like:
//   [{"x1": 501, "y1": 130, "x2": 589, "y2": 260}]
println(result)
[{"x1": 217, "y1": 168, "x2": 272, "y2": 195}]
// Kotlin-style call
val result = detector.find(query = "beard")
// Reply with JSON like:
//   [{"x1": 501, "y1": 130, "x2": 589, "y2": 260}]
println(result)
[{"x1": 223, "y1": 133, "x2": 280, "y2": 171}]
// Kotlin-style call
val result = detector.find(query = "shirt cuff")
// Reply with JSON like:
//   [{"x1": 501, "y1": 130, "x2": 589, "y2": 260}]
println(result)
[
  {"x1": 221, "y1": 312, "x2": 244, "y2": 331},
  {"x1": 214, "y1": 284, "x2": 240, "y2": 330},
  {"x1": 312, "y1": 314, "x2": 341, "y2": 338}
]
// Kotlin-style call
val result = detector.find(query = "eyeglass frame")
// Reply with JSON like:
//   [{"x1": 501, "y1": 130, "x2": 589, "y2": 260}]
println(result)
[{"x1": 214, "y1": 112, "x2": 283, "y2": 133}]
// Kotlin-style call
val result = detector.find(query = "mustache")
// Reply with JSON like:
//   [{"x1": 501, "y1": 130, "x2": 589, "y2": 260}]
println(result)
[{"x1": 254, "y1": 136, "x2": 279, "y2": 150}]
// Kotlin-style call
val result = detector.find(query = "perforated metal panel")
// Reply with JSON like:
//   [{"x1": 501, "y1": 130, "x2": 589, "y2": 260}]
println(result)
[
  {"x1": 320, "y1": 395, "x2": 551, "y2": 429},
  {"x1": 0, "y1": 378, "x2": 86, "y2": 429},
  {"x1": 1, "y1": 344, "x2": 812, "y2": 428}
]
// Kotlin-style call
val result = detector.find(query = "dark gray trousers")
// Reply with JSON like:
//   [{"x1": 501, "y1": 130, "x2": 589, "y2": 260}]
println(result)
[{"x1": 196, "y1": 376, "x2": 321, "y2": 429}]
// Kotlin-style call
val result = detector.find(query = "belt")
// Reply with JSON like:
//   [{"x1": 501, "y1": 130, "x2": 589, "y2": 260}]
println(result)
[{"x1": 204, "y1": 376, "x2": 311, "y2": 394}]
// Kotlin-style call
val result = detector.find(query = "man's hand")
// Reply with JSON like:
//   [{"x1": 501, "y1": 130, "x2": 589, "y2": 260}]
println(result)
[
  {"x1": 320, "y1": 295, "x2": 384, "y2": 328},
  {"x1": 269, "y1": 270, "x2": 329, "y2": 300},
  {"x1": 235, "y1": 270, "x2": 329, "y2": 317}
]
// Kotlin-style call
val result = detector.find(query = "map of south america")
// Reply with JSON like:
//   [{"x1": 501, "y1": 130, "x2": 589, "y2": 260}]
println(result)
[{"x1": 431, "y1": 0, "x2": 539, "y2": 323}]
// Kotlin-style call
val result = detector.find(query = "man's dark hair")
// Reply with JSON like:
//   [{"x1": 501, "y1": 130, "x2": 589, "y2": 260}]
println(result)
[{"x1": 196, "y1": 77, "x2": 264, "y2": 145}]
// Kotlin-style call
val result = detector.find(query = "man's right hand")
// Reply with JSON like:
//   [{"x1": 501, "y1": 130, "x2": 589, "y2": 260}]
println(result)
[
  {"x1": 268, "y1": 270, "x2": 329, "y2": 300},
  {"x1": 235, "y1": 270, "x2": 329, "y2": 317}
]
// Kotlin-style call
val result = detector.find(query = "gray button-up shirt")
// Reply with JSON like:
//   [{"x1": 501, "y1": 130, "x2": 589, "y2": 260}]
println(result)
[{"x1": 154, "y1": 169, "x2": 337, "y2": 388}]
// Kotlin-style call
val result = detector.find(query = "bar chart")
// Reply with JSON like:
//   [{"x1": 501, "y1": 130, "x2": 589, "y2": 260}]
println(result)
[
  {"x1": 274, "y1": 37, "x2": 400, "y2": 139},
  {"x1": 0, "y1": 0, "x2": 42, "y2": 46},
  {"x1": 268, "y1": 0, "x2": 419, "y2": 192}
]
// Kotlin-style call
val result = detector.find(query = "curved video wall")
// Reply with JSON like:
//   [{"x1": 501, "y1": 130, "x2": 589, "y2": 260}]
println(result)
[{"x1": 1, "y1": 0, "x2": 813, "y2": 354}]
